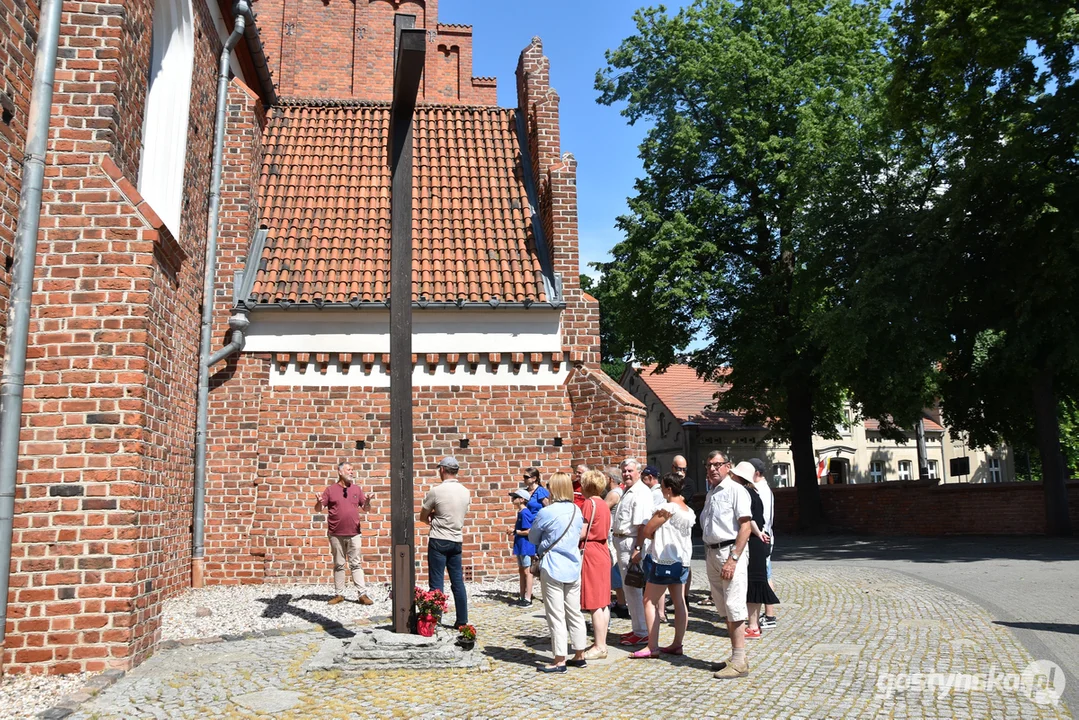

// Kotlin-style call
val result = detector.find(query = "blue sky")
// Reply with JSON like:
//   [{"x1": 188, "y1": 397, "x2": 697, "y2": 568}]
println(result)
[{"x1": 439, "y1": 1, "x2": 667, "y2": 279}]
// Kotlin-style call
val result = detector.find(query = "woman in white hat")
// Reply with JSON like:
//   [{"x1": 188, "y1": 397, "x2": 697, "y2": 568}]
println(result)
[{"x1": 729, "y1": 461, "x2": 779, "y2": 640}]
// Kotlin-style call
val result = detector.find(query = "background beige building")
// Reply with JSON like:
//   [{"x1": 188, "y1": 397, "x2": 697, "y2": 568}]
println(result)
[{"x1": 620, "y1": 364, "x2": 1014, "y2": 495}]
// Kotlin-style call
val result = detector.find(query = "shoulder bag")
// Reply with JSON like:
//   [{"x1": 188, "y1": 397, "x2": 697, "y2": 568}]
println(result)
[
  {"x1": 579, "y1": 498, "x2": 597, "y2": 550},
  {"x1": 531, "y1": 505, "x2": 578, "y2": 578}
]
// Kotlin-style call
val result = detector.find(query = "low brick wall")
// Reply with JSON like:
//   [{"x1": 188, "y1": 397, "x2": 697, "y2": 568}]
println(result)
[{"x1": 774, "y1": 480, "x2": 1079, "y2": 535}]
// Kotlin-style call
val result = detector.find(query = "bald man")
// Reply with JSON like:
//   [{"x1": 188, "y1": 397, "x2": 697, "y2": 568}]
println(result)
[{"x1": 671, "y1": 455, "x2": 694, "y2": 601}]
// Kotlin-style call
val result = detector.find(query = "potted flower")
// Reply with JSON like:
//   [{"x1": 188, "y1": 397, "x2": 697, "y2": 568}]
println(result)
[
  {"x1": 414, "y1": 587, "x2": 448, "y2": 637},
  {"x1": 456, "y1": 624, "x2": 477, "y2": 651}
]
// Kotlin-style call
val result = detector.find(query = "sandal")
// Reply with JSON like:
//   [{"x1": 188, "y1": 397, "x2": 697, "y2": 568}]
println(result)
[
  {"x1": 629, "y1": 648, "x2": 660, "y2": 659},
  {"x1": 659, "y1": 644, "x2": 683, "y2": 656}
]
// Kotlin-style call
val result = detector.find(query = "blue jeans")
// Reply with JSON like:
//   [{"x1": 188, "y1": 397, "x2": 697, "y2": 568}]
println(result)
[{"x1": 428, "y1": 538, "x2": 467, "y2": 626}]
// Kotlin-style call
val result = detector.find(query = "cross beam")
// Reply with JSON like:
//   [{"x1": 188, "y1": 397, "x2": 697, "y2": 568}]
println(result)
[{"x1": 389, "y1": 27, "x2": 425, "y2": 634}]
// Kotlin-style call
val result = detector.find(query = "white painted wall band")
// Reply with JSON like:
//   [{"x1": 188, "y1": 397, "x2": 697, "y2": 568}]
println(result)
[{"x1": 267, "y1": 353, "x2": 570, "y2": 388}]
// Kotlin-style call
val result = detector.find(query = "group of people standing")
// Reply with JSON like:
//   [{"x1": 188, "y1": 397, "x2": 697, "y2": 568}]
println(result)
[
  {"x1": 513, "y1": 451, "x2": 779, "y2": 678},
  {"x1": 313, "y1": 450, "x2": 779, "y2": 680}
]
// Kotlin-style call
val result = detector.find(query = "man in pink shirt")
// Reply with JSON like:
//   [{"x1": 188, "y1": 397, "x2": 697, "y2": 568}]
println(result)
[{"x1": 314, "y1": 460, "x2": 374, "y2": 605}]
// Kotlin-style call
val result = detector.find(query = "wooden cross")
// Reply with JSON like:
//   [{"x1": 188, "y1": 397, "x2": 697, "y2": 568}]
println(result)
[{"x1": 389, "y1": 25, "x2": 426, "y2": 633}]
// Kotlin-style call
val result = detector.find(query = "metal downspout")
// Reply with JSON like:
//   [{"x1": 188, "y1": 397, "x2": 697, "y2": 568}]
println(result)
[
  {"x1": 0, "y1": 0, "x2": 63, "y2": 652},
  {"x1": 192, "y1": 2, "x2": 250, "y2": 588}
]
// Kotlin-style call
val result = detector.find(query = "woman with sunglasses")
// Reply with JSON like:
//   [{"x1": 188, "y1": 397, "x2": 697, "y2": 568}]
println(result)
[{"x1": 523, "y1": 467, "x2": 550, "y2": 514}]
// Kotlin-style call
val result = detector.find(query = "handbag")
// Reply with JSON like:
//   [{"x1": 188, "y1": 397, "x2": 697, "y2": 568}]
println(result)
[
  {"x1": 531, "y1": 505, "x2": 578, "y2": 577},
  {"x1": 623, "y1": 560, "x2": 646, "y2": 588},
  {"x1": 650, "y1": 560, "x2": 686, "y2": 582}
]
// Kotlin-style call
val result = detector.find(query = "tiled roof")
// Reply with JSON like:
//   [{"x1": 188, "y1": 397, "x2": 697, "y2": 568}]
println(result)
[
  {"x1": 250, "y1": 103, "x2": 549, "y2": 306},
  {"x1": 864, "y1": 416, "x2": 945, "y2": 433},
  {"x1": 635, "y1": 364, "x2": 948, "y2": 434},
  {"x1": 634, "y1": 364, "x2": 766, "y2": 431}
]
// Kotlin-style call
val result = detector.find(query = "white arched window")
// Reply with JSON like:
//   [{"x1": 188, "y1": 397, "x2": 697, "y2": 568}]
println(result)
[{"x1": 138, "y1": 0, "x2": 194, "y2": 235}]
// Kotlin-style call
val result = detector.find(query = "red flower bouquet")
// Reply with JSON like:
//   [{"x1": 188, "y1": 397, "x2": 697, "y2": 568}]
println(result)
[{"x1": 414, "y1": 587, "x2": 448, "y2": 636}]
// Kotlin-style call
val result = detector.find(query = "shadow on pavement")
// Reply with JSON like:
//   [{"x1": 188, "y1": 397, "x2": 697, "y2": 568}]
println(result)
[
  {"x1": 995, "y1": 621, "x2": 1079, "y2": 636},
  {"x1": 256, "y1": 594, "x2": 356, "y2": 639},
  {"x1": 482, "y1": 645, "x2": 541, "y2": 669},
  {"x1": 476, "y1": 588, "x2": 523, "y2": 606},
  {"x1": 772, "y1": 535, "x2": 1079, "y2": 563}
]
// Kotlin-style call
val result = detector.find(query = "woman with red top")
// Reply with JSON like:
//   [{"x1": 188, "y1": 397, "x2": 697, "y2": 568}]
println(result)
[{"x1": 578, "y1": 469, "x2": 613, "y2": 660}]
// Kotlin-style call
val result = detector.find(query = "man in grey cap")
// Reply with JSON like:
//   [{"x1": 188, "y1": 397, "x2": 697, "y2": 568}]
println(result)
[{"x1": 420, "y1": 456, "x2": 472, "y2": 627}]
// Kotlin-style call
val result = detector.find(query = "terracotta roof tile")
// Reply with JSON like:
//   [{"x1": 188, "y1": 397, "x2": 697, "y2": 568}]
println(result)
[
  {"x1": 637, "y1": 365, "x2": 947, "y2": 434},
  {"x1": 864, "y1": 417, "x2": 945, "y2": 433},
  {"x1": 250, "y1": 103, "x2": 548, "y2": 305},
  {"x1": 635, "y1": 364, "x2": 766, "y2": 431}
]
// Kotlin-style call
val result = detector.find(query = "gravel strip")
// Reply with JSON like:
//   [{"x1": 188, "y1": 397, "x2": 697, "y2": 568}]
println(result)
[
  {"x1": 161, "y1": 579, "x2": 520, "y2": 641},
  {"x1": 0, "y1": 672, "x2": 96, "y2": 720}
]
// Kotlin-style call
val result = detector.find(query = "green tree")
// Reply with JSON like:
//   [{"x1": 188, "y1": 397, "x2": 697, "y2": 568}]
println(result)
[
  {"x1": 888, "y1": 0, "x2": 1078, "y2": 534},
  {"x1": 596, "y1": 0, "x2": 891, "y2": 528}
]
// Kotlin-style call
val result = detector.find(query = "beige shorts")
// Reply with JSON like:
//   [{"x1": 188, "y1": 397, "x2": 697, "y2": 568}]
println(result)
[{"x1": 705, "y1": 545, "x2": 748, "y2": 622}]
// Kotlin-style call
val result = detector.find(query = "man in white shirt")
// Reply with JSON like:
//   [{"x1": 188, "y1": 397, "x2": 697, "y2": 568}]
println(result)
[
  {"x1": 699, "y1": 450, "x2": 753, "y2": 679},
  {"x1": 610, "y1": 458, "x2": 654, "y2": 644},
  {"x1": 420, "y1": 456, "x2": 472, "y2": 628},
  {"x1": 748, "y1": 457, "x2": 777, "y2": 628},
  {"x1": 640, "y1": 465, "x2": 667, "y2": 622}
]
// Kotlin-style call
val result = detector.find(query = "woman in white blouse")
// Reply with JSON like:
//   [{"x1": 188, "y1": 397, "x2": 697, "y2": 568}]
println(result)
[{"x1": 629, "y1": 472, "x2": 696, "y2": 659}]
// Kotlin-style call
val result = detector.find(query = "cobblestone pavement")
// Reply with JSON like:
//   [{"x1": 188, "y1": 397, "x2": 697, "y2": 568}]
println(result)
[
  {"x1": 69, "y1": 565, "x2": 1071, "y2": 720},
  {"x1": 780, "y1": 535, "x2": 1079, "y2": 714}
]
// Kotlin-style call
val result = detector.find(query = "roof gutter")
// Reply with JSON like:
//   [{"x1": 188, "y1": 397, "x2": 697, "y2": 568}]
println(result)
[
  {"x1": 0, "y1": 0, "x2": 63, "y2": 653},
  {"x1": 238, "y1": 299, "x2": 567, "y2": 312},
  {"x1": 241, "y1": 10, "x2": 277, "y2": 105},
  {"x1": 192, "y1": 1, "x2": 250, "y2": 589}
]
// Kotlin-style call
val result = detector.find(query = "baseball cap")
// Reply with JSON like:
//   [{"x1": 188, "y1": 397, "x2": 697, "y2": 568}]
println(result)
[
  {"x1": 730, "y1": 461, "x2": 756, "y2": 483},
  {"x1": 642, "y1": 465, "x2": 660, "y2": 478},
  {"x1": 509, "y1": 487, "x2": 531, "y2": 501},
  {"x1": 438, "y1": 456, "x2": 460, "y2": 471},
  {"x1": 748, "y1": 458, "x2": 768, "y2": 477}
]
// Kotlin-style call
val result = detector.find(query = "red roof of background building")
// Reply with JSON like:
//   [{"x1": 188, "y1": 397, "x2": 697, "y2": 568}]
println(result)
[
  {"x1": 634, "y1": 364, "x2": 767, "y2": 431},
  {"x1": 635, "y1": 364, "x2": 944, "y2": 433},
  {"x1": 864, "y1": 417, "x2": 945, "y2": 433},
  {"x1": 249, "y1": 103, "x2": 549, "y2": 305}
]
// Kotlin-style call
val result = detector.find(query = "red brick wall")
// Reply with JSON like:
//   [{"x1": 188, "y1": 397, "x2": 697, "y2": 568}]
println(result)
[
  {"x1": 0, "y1": 0, "x2": 39, "y2": 362},
  {"x1": 773, "y1": 481, "x2": 1079, "y2": 536},
  {"x1": 203, "y1": 360, "x2": 579, "y2": 584},
  {"x1": 3, "y1": 0, "x2": 263, "y2": 675},
  {"x1": 567, "y1": 363, "x2": 646, "y2": 467},
  {"x1": 215, "y1": 78, "x2": 264, "y2": 313},
  {"x1": 256, "y1": 0, "x2": 496, "y2": 104}
]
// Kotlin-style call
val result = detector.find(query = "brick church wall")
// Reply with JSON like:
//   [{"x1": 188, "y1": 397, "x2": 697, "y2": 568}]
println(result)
[
  {"x1": 202, "y1": 362, "x2": 579, "y2": 585},
  {"x1": 0, "y1": 0, "x2": 39, "y2": 362},
  {"x1": 567, "y1": 363, "x2": 646, "y2": 468},
  {"x1": 773, "y1": 480, "x2": 1079, "y2": 536},
  {"x1": 2, "y1": 0, "x2": 265, "y2": 674}
]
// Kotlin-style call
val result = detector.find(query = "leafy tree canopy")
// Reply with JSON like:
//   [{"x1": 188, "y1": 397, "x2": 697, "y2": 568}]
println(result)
[
  {"x1": 887, "y1": 0, "x2": 1079, "y2": 472},
  {"x1": 594, "y1": 0, "x2": 892, "y2": 443}
]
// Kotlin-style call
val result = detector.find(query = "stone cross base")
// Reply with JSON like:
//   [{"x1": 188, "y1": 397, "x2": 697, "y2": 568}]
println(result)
[{"x1": 308, "y1": 627, "x2": 488, "y2": 673}]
